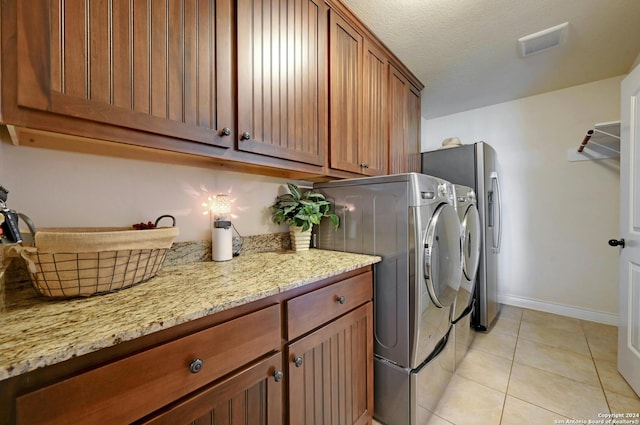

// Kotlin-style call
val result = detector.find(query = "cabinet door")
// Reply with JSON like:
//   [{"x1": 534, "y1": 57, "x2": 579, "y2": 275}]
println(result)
[
  {"x1": 139, "y1": 353, "x2": 283, "y2": 425},
  {"x1": 406, "y1": 86, "x2": 421, "y2": 173},
  {"x1": 287, "y1": 303, "x2": 373, "y2": 425},
  {"x1": 361, "y1": 39, "x2": 388, "y2": 176},
  {"x1": 237, "y1": 0, "x2": 327, "y2": 166},
  {"x1": 329, "y1": 11, "x2": 363, "y2": 174},
  {"x1": 16, "y1": 0, "x2": 234, "y2": 148},
  {"x1": 389, "y1": 64, "x2": 421, "y2": 174}
]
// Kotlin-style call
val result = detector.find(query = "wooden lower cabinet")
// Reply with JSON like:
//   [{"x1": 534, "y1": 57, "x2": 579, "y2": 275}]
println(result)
[
  {"x1": 15, "y1": 305, "x2": 282, "y2": 425},
  {"x1": 138, "y1": 352, "x2": 283, "y2": 425},
  {"x1": 5, "y1": 268, "x2": 374, "y2": 425},
  {"x1": 287, "y1": 303, "x2": 374, "y2": 425}
]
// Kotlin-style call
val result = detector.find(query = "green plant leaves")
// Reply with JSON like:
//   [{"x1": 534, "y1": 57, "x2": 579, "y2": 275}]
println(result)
[
  {"x1": 286, "y1": 182, "x2": 302, "y2": 200},
  {"x1": 271, "y1": 183, "x2": 340, "y2": 231}
]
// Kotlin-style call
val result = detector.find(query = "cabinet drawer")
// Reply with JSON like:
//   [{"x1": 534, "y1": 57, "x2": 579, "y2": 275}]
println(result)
[
  {"x1": 140, "y1": 352, "x2": 283, "y2": 425},
  {"x1": 16, "y1": 304, "x2": 281, "y2": 425},
  {"x1": 286, "y1": 271, "x2": 372, "y2": 340}
]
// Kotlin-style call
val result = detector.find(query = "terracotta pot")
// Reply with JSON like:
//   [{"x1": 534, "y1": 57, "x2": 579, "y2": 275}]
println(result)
[{"x1": 289, "y1": 226, "x2": 312, "y2": 251}]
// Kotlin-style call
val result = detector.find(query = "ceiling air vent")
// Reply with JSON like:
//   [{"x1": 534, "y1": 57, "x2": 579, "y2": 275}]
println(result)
[{"x1": 518, "y1": 22, "x2": 568, "y2": 57}]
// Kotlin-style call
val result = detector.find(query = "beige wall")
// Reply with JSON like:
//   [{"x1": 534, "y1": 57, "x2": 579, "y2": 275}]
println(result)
[
  {"x1": 632, "y1": 51, "x2": 640, "y2": 71},
  {"x1": 0, "y1": 136, "x2": 292, "y2": 242},
  {"x1": 421, "y1": 76, "x2": 623, "y2": 324},
  {"x1": 0, "y1": 76, "x2": 623, "y2": 322}
]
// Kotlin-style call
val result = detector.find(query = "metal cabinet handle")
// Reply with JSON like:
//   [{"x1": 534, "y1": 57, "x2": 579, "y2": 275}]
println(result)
[
  {"x1": 240, "y1": 131, "x2": 251, "y2": 140},
  {"x1": 337, "y1": 295, "x2": 346, "y2": 304},
  {"x1": 608, "y1": 238, "x2": 625, "y2": 248},
  {"x1": 220, "y1": 127, "x2": 231, "y2": 136},
  {"x1": 273, "y1": 370, "x2": 284, "y2": 382},
  {"x1": 189, "y1": 358, "x2": 204, "y2": 374},
  {"x1": 359, "y1": 163, "x2": 369, "y2": 169},
  {"x1": 293, "y1": 356, "x2": 303, "y2": 367}
]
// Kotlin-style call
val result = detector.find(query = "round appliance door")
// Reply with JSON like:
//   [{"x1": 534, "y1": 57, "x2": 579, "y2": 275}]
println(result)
[
  {"x1": 423, "y1": 203, "x2": 463, "y2": 308},
  {"x1": 462, "y1": 204, "x2": 481, "y2": 281}
]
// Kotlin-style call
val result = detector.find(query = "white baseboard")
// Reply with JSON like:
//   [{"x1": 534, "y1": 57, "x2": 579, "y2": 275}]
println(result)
[{"x1": 499, "y1": 294, "x2": 618, "y2": 326}]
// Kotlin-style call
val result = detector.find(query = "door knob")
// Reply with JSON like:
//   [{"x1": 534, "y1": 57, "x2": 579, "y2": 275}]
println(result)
[{"x1": 608, "y1": 238, "x2": 625, "y2": 248}]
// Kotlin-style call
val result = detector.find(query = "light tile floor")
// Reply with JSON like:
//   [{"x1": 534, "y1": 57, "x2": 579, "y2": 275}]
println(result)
[{"x1": 374, "y1": 305, "x2": 640, "y2": 425}]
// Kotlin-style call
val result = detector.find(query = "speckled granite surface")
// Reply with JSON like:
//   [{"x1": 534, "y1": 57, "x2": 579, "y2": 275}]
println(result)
[
  {"x1": 164, "y1": 233, "x2": 291, "y2": 266},
  {"x1": 0, "y1": 249, "x2": 380, "y2": 381}
]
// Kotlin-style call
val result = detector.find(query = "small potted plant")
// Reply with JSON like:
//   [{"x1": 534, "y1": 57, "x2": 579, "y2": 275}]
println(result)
[{"x1": 271, "y1": 183, "x2": 339, "y2": 251}]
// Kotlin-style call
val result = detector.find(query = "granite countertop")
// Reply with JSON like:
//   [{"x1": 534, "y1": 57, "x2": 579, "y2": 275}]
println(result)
[{"x1": 0, "y1": 249, "x2": 380, "y2": 382}]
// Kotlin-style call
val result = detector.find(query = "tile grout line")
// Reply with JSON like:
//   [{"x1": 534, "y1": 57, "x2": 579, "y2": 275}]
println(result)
[
  {"x1": 582, "y1": 319, "x2": 614, "y2": 414},
  {"x1": 505, "y1": 310, "x2": 604, "y2": 422},
  {"x1": 497, "y1": 312, "x2": 521, "y2": 425}
]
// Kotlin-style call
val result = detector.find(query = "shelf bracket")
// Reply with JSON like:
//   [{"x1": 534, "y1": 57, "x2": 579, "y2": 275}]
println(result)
[{"x1": 568, "y1": 121, "x2": 620, "y2": 162}]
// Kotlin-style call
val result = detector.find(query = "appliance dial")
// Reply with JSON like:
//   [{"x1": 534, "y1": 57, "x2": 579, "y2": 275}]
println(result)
[{"x1": 437, "y1": 183, "x2": 448, "y2": 198}]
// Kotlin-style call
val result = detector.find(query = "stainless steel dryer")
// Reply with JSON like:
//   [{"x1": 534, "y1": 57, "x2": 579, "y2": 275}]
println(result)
[
  {"x1": 315, "y1": 173, "x2": 463, "y2": 425},
  {"x1": 452, "y1": 184, "x2": 482, "y2": 368},
  {"x1": 422, "y1": 142, "x2": 502, "y2": 331}
]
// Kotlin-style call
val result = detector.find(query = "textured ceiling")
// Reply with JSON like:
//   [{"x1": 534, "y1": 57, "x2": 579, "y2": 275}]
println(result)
[{"x1": 340, "y1": 0, "x2": 640, "y2": 119}]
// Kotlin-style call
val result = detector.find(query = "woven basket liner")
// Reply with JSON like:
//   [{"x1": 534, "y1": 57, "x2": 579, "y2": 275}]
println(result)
[
  {"x1": 33, "y1": 227, "x2": 179, "y2": 253},
  {"x1": 17, "y1": 227, "x2": 178, "y2": 297}
]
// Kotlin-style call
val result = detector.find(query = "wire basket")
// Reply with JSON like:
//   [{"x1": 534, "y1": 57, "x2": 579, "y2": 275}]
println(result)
[{"x1": 17, "y1": 224, "x2": 179, "y2": 298}]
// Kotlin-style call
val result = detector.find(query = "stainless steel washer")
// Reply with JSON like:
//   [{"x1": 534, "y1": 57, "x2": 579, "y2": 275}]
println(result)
[
  {"x1": 452, "y1": 184, "x2": 482, "y2": 368},
  {"x1": 315, "y1": 173, "x2": 463, "y2": 425}
]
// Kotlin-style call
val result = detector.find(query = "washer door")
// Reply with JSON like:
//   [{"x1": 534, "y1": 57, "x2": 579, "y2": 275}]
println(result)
[
  {"x1": 462, "y1": 204, "x2": 481, "y2": 281},
  {"x1": 424, "y1": 203, "x2": 463, "y2": 308}
]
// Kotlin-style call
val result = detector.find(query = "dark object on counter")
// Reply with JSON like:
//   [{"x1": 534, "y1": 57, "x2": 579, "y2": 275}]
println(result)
[
  {"x1": 133, "y1": 221, "x2": 157, "y2": 230},
  {"x1": 0, "y1": 185, "x2": 23, "y2": 243},
  {"x1": 132, "y1": 214, "x2": 176, "y2": 230},
  {"x1": 1, "y1": 209, "x2": 22, "y2": 243},
  {"x1": 0, "y1": 185, "x2": 8, "y2": 203}
]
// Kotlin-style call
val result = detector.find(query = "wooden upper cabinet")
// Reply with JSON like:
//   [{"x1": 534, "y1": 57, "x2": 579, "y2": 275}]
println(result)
[
  {"x1": 329, "y1": 12, "x2": 387, "y2": 176},
  {"x1": 16, "y1": 0, "x2": 234, "y2": 148},
  {"x1": 329, "y1": 11, "x2": 362, "y2": 174},
  {"x1": 3, "y1": 0, "x2": 421, "y2": 178},
  {"x1": 362, "y1": 39, "x2": 389, "y2": 176},
  {"x1": 236, "y1": 0, "x2": 328, "y2": 166},
  {"x1": 406, "y1": 86, "x2": 421, "y2": 173},
  {"x1": 389, "y1": 64, "x2": 421, "y2": 174}
]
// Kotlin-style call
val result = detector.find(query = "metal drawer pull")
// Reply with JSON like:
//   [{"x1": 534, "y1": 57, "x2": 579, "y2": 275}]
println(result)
[
  {"x1": 273, "y1": 370, "x2": 284, "y2": 382},
  {"x1": 189, "y1": 358, "x2": 204, "y2": 374},
  {"x1": 293, "y1": 356, "x2": 304, "y2": 367},
  {"x1": 220, "y1": 127, "x2": 231, "y2": 136},
  {"x1": 337, "y1": 295, "x2": 346, "y2": 304},
  {"x1": 240, "y1": 131, "x2": 251, "y2": 140}
]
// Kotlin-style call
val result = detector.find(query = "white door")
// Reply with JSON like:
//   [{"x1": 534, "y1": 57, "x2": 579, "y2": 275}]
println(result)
[{"x1": 618, "y1": 63, "x2": 640, "y2": 395}]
